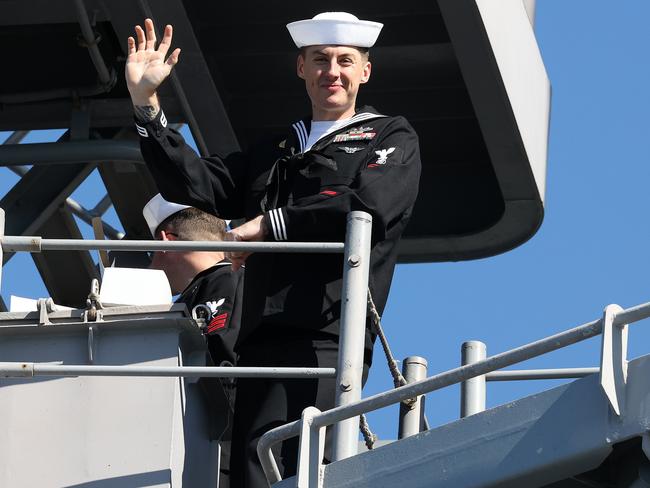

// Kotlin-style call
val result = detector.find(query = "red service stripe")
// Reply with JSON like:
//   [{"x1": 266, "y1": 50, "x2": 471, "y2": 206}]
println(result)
[
  {"x1": 214, "y1": 312, "x2": 228, "y2": 320},
  {"x1": 208, "y1": 320, "x2": 227, "y2": 330},
  {"x1": 320, "y1": 190, "x2": 338, "y2": 196},
  {"x1": 367, "y1": 164, "x2": 379, "y2": 168}
]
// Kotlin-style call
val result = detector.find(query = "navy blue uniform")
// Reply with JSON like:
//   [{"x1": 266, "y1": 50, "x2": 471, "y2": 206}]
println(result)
[
  {"x1": 177, "y1": 261, "x2": 243, "y2": 366},
  {"x1": 136, "y1": 106, "x2": 421, "y2": 486}
]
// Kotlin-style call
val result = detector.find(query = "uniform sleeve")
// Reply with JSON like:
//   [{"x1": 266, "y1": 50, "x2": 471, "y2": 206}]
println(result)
[
  {"x1": 136, "y1": 108, "x2": 247, "y2": 219},
  {"x1": 264, "y1": 116, "x2": 421, "y2": 244},
  {"x1": 196, "y1": 267, "x2": 244, "y2": 366}
]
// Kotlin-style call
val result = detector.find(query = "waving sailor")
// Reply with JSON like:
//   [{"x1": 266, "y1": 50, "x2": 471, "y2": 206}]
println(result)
[{"x1": 126, "y1": 11, "x2": 421, "y2": 487}]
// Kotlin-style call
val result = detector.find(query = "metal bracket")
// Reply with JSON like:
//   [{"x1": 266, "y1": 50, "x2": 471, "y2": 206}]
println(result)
[
  {"x1": 296, "y1": 406, "x2": 325, "y2": 488},
  {"x1": 83, "y1": 278, "x2": 103, "y2": 323},
  {"x1": 599, "y1": 304, "x2": 628, "y2": 416},
  {"x1": 87, "y1": 325, "x2": 97, "y2": 364},
  {"x1": 191, "y1": 304, "x2": 211, "y2": 331},
  {"x1": 36, "y1": 297, "x2": 57, "y2": 325}
]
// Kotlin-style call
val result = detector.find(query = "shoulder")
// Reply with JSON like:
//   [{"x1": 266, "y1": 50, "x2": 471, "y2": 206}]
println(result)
[{"x1": 378, "y1": 114, "x2": 416, "y2": 132}]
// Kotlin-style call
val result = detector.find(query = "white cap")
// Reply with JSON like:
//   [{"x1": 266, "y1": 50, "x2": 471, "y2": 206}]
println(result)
[
  {"x1": 287, "y1": 12, "x2": 383, "y2": 49},
  {"x1": 142, "y1": 193, "x2": 190, "y2": 237}
]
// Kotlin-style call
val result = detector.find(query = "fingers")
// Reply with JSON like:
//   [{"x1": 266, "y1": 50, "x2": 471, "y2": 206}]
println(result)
[
  {"x1": 158, "y1": 24, "x2": 173, "y2": 56},
  {"x1": 135, "y1": 24, "x2": 146, "y2": 51},
  {"x1": 144, "y1": 18, "x2": 156, "y2": 50},
  {"x1": 229, "y1": 252, "x2": 251, "y2": 271},
  {"x1": 127, "y1": 37, "x2": 136, "y2": 55},
  {"x1": 165, "y1": 48, "x2": 181, "y2": 68}
]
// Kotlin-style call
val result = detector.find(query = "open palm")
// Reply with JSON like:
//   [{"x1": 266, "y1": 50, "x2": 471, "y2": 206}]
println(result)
[{"x1": 125, "y1": 19, "x2": 180, "y2": 103}]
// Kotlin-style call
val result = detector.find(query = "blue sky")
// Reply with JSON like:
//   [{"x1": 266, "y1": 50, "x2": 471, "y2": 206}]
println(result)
[{"x1": 1, "y1": 0, "x2": 650, "y2": 442}]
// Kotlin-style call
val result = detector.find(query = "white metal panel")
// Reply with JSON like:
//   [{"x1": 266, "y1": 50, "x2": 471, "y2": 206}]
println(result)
[{"x1": 476, "y1": 0, "x2": 550, "y2": 202}]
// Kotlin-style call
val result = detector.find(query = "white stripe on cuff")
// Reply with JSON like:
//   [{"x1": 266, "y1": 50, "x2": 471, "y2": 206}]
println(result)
[
  {"x1": 276, "y1": 208, "x2": 287, "y2": 241},
  {"x1": 269, "y1": 209, "x2": 287, "y2": 241},
  {"x1": 268, "y1": 210, "x2": 280, "y2": 241},
  {"x1": 135, "y1": 123, "x2": 149, "y2": 138}
]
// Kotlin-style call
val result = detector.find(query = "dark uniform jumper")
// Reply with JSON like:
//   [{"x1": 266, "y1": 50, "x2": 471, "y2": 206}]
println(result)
[
  {"x1": 136, "y1": 105, "x2": 421, "y2": 486},
  {"x1": 177, "y1": 260, "x2": 243, "y2": 366},
  {"x1": 175, "y1": 260, "x2": 243, "y2": 488}
]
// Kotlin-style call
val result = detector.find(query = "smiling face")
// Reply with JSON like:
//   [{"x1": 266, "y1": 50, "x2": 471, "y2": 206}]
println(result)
[{"x1": 297, "y1": 45, "x2": 371, "y2": 121}]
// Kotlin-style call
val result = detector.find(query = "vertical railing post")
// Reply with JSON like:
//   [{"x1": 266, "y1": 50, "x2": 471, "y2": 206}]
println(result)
[
  {"x1": 398, "y1": 356, "x2": 428, "y2": 439},
  {"x1": 331, "y1": 211, "x2": 372, "y2": 462},
  {"x1": 0, "y1": 207, "x2": 4, "y2": 294},
  {"x1": 460, "y1": 341, "x2": 487, "y2": 417}
]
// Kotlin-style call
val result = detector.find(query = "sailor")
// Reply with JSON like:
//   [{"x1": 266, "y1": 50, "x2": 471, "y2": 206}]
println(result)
[
  {"x1": 143, "y1": 193, "x2": 243, "y2": 486},
  {"x1": 143, "y1": 194, "x2": 243, "y2": 366},
  {"x1": 127, "y1": 12, "x2": 421, "y2": 486}
]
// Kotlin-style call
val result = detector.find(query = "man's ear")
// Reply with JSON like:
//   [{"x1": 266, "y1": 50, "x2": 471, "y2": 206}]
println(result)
[
  {"x1": 360, "y1": 61, "x2": 372, "y2": 84},
  {"x1": 297, "y1": 54, "x2": 305, "y2": 80},
  {"x1": 158, "y1": 230, "x2": 176, "y2": 241}
]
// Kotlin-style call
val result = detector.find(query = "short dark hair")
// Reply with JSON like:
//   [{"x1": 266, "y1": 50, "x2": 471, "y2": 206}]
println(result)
[
  {"x1": 299, "y1": 45, "x2": 370, "y2": 60},
  {"x1": 157, "y1": 207, "x2": 228, "y2": 241}
]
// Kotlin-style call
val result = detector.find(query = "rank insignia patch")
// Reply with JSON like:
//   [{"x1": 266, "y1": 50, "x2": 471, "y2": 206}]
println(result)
[
  {"x1": 374, "y1": 147, "x2": 395, "y2": 165},
  {"x1": 368, "y1": 147, "x2": 397, "y2": 168}
]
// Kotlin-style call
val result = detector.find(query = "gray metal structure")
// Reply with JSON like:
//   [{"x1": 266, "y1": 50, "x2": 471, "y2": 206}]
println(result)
[
  {"x1": 398, "y1": 356, "x2": 428, "y2": 440},
  {"x1": 0, "y1": 0, "x2": 550, "y2": 309},
  {"x1": 258, "y1": 300, "x2": 650, "y2": 487},
  {"x1": 0, "y1": 208, "x2": 377, "y2": 486},
  {"x1": 0, "y1": 304, "x2": 224, "y2": 487},
  {"x1": 279, "y1": 354, "x2": 650, "y2": 488}
]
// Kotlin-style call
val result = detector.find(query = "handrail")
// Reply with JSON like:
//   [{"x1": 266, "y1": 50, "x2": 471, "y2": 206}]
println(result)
[
  {"x1": 258, "y1": 300, "x2": 650, "y2": 486},
  {"x1": 0, "y1": 363, "x2": 336, "y2": 379},
  {"x1": 0, "y1": 236, "x2": 344, "y2": 254},
  {"x1": 0, "y1": 208, "x2": 373, "y2": 485},
  {"x1": 485, "y1": 367, "x2": 599, "y2": 381}
]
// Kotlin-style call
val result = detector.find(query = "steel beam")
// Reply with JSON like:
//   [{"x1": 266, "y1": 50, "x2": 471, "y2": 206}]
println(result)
[
  {"x1": 0, "y1": 98, "x2": 184, "y2": 132},
  {"x1": 0, "y1": 0, "x2": 108, "y2": 26},
  {"x1": 0, "y1": 139, "x2": 143, "y2": 166},
  {"x1": 0, "y1": 159, "x2": 95, "y2": 265},
  {"x1": 31, "y1": 208, "x2": 99, "y2": 308},
  {"x1": 103, "y1": 0, "x2": 240, "y2": 156}
]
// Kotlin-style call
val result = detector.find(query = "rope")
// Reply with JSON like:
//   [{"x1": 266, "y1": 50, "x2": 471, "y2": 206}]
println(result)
[
  {"x1": 359, "y1": 413, "x2": 378, "y2": 450},
  {"x1": 367, "y1": 289, "x2": 410, "y2": 393},
  {"x1": 357, "y1": 290, "x2": 420, "y2": 450}
]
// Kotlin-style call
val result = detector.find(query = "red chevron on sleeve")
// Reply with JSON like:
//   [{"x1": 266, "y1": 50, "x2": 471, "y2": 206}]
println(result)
[{"x1": 207, "y1": 313, "x2": 229, "y2": 333}]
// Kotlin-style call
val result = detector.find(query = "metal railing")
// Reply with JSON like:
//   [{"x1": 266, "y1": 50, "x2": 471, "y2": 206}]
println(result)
[
  {"x1": 257, "y1": 301, "x2": 650, "y2": 486},
  {"x1": 460, "y1": 340, "x2": 599, "y2": 417},
  {"x1": 0, "y1": 208, "x2": 374, "y2": 461},
  {"x1": 5, "y1": 202, "x2": 647, "y2": 487}
]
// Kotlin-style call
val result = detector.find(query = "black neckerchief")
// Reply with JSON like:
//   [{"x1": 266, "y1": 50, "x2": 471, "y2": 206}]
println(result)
[{"x1": 260, "y1": 106, "x2": 385, "y2": 213}]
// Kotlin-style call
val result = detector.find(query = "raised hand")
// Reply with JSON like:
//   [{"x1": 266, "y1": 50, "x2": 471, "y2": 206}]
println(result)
[{"x1": 126, "y1": 19, "x2": 180, "y2": 107}]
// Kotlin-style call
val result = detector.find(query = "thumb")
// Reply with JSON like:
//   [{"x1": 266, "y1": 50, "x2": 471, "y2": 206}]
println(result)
[{"x1": 166, "y1": 48, "x2": 181, "y2": 67}]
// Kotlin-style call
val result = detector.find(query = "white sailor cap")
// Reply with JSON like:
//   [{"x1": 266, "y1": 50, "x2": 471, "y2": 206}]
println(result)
[
  {"x1": 287, "y1": 12, "x2": 383, "y2": 49},
  {"x1": 142, "y1": 193, "x2": 190, "y2": 237}
]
